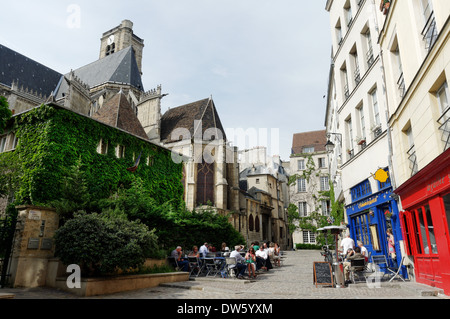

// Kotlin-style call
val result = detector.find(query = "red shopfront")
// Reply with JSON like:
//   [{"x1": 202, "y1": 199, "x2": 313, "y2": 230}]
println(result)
[{"x1": 395, "y1": 149, "x2": 450, "y2": 295}]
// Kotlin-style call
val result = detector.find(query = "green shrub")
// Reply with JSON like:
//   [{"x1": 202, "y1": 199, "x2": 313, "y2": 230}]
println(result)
[
  {"x1": 54, "y1": 212, "x2": 158, "y2": 276},
  {"x1": 295, "y1": 243, "x2": 323, "y2": 250}
]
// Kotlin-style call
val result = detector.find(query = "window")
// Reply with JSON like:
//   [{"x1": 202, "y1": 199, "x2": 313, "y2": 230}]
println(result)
[
  {"x1": 405, "y1": 126, "x2": 418, "y2": 176},
  {"x1": 97, "y1": 139, "x2": 108, "y2": 154},
  {"x1": 0, "y1": 135, "x2": 6, "y2": 153},
  {"x1": 371, "y1": 88, "x2": 380, "y2": 128},
  {"x1": 346, "y1": 117, "x2": 354, "y2": 157},
  {"x1": 350, "y1": 45, "x2": 360, "y2": 86},
  {"x1": 256, "y1": 178, "x2": 260, "y2": 184},
  {"x1": 197, "y1": 161, "x2": 215, "y2": 206},
  {"x1": 336, "y1": 20, "x2": 343, "y2": 47},
  {"x1": 391, "y1": 37, "x2": 405, "y2": 98},
  {"x1": 358, "y1": 104, "x2": 366, "y2": 144},
  {"x1": 303, "y1": 230, "x2": 316, "y2": 244},
  {"x1": 320, "y1": 176, "x2": 330, "y2": 191},
  {"x1": 298, "y1": 159, "x2": 305, "y2": 170},
  {"x1": 297, "y1": 178, "x2": 306, "y2": 193},
  {"x1": 341, "y1": 64, "x2": 350, "y2": 100},
  {"x1": 298, "y1": 202, "x2": 308, "y2": 217},
  {"x1": 344, "y1": 1, "x2": 353, "y2": 28},
  {"x1": 249, "y1": 214, "x2": 254, "y2": 231},
  {"x1": 116, "y1": 145, "x2": 125, "y2": 158},
  {"x1": 437, "y1": 82, "x2": 449, "y2": 119},
  {"x1": 378, "y1": 168, "x2": 392, "y2": 190},
  {"x1": 318, "y1": 157, "x2": 326, "y2": 168},
  {"x1": 420, "y1": 0, "x2": 438, "y2": 51},
  {"x1": 443, "y1": 193, "x2": 450, "y2": 244},
  {"x1": 351, "y1": 179, "x2": 372, "y2": 202},
  {"x1": 365, "y1": 29, "x2": 374, "y2": 68},
  {"x1": 303, "y1": 147, "x2": 315, "y2": 153},
  {"x1": 322, "y1": 200, "x2": 331, "y2": 216}
]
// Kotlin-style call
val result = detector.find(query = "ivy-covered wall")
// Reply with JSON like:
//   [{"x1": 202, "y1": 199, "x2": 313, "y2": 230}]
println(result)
[{"x1": 8, "y1": 103, "x2": 184, "y2": 208}]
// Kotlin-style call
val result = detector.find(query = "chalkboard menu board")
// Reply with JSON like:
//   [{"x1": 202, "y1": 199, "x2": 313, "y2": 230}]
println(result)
[{"x1": 313, "y1": 262, "x2": 334, "y2": 287}]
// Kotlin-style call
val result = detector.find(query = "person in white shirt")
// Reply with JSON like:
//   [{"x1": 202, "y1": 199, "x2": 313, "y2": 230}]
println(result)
[
  {"x1": 199, "y1": 242, "x2": 209, "y2": 258},
  {"x1": 229, "y1": 245, "x2": 246, "y2": 279},
  {"x1": 340, "y1": 233, "x2": 355, "y2": 256},
  {"x1": 255, "y1": 245, "x2": 268, "y2": 271},
  {"x1": 357, "y1": 241, "x2": 369, "y2": 262}
]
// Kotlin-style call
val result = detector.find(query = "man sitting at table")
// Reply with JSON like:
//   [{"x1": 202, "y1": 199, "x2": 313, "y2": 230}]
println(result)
[
  {"x1": 229, "y1": 245, "x2": 247, "y2": 279},
  {"x1": 171, "y1": 246, "x2": 189, "y2": 272},
  {"x1": 199, "y1": 242, "x2": 210, "y2": 258},
  {"x1": 255, "y1": 245, "x2": 269, "y2": 271}
]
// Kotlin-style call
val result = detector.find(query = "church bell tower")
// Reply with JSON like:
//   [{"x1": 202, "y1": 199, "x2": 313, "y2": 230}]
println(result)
[{"x1": 99, "y1": 20, "x2": 144, "y2": 74}]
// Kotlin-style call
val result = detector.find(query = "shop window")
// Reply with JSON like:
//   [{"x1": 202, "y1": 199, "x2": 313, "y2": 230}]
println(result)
[
  {"x1": 425, "y1": 205, "x2": 438, "y2": 254},
  {"x1": 444, "y1": 193, "x2": 450, "y2": 241},
  {"x1": 351, "y1": 179, "x2": 372, "y2": 202},
  {"x1": 401, "y1": 212, "x2": 413, "y2": 255},
  {"x1": 418, "y1": 207, "x2": 431, "y2": 254}
]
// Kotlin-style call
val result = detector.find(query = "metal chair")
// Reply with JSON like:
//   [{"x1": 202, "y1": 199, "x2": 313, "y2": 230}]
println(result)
[
  {"x1": 349, "y1": 258, "x2": 367, "y2": 284},
  {"x1": 167, "y1": 256, "x2": 180, "y2": 271},
  {"x1": 187, "y1": 256, "x2": 204, "y2": 277},
  {"x1": 224, "y1": 257, "x2": 237, "y2": 278},
  {"x1": 204, "y1": 258, "x2": 220, "y2": 277},
  {"x1": 371, "y1": 255, "x2": 405, "y2": 282}
]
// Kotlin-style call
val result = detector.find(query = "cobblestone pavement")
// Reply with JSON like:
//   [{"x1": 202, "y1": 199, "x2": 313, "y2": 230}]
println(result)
[{"x1": 1, "y1": 250, "x2": 448, "y2": 300}]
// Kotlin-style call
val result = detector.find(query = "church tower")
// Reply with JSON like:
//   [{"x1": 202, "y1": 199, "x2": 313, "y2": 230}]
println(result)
[{"x1": 99, "y1": 20, "x2": 144, "y2": 74}]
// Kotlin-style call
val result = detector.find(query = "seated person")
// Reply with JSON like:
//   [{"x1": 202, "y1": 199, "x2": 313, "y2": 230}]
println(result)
[
  {"x1": 255, "y1": 245, "x2": 269, "y2": 271},
  {"x1": 189, "y1": 246, "x2": 200, "y2": 258},
  {"x1": 199, "y1": 242, "x2": 209, "y2": 258},
  {"x1": 229, "y1": 245, "x2": 247, "y2": 279},
  {"x1": 171, "y1": 246, "x2": 189, "y2": 272},
  {"x1": 343, "y1": 247, "x2": 365, "y2": 284}
]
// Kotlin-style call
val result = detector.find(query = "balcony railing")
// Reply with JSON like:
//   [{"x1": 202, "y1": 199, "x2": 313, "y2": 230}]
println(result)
[
  {"x1": 422, "y1": 12, "x2": 438, "y2": 52},
  {"x1": 407, "y1": 145, "x2": 419, "y2": 177},
  {"x1": 397, "y1": 72, "x2": 406, "y2": 98},
  {"x1": 438, "y1": 106, "x2": 450, "y2": 151},
  {"x1": 354, "y1": 67, "x2": 361, "y2": 86},
  {"x1": 366, "y1": 47, "x2": 374, "y2": 68}
]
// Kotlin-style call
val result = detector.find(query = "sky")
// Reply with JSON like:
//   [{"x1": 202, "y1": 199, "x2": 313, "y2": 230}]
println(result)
[{"x1": 0, "y1": 0, "x2": 332, "y2": 162}]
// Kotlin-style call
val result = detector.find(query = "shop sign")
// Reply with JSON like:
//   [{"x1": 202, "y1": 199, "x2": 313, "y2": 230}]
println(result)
[{"x1": 426, "y1": 173, "x2": 450, "y2": 195}]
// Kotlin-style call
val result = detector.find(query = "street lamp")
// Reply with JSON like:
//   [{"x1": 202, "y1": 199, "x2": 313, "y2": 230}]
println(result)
[{"x1": 325, "y1": 133, "x2": 342, "y2": 153}]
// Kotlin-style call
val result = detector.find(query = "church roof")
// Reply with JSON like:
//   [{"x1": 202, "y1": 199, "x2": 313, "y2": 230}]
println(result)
[
  {"x1": 160, "y1": 97, "x2": 227, "y2": 143},
  {"x1": 55, "y1": 46, "x2": 144, "y2": 99},
  {"x1": 92, "y1": 90, "x2": 148, "y2": 140},
  {"x1": 0, "y1": 44, "x2": 63, "y2": 97}
]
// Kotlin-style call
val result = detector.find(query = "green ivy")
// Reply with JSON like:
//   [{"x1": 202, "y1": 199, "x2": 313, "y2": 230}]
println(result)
[{"x1": 8, "y1": 104, "x2": 183, "y2": 209}]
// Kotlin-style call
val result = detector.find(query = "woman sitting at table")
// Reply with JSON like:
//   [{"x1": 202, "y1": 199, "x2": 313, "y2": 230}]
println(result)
[
  {"x1": 189, "y1": 246, "x2": 200, "y2": 258},
  {"x1": 245, "y1": 247, "x2": 257, "y2": 279}
]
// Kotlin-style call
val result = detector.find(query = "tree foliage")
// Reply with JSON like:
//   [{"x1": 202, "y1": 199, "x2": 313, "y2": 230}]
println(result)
[
  {"x1": 0, "y1": 96, "x2": 12, "y2": 134},
  {"x1": 54, "y1": 211, "x2": 159, "y2": 276}
]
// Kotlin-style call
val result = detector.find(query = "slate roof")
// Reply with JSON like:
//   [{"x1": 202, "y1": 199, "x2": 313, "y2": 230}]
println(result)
[
  {"x1": 92, "y1": 90, "x2": 148, "y2": 140},
  {"x1": 0, "y1": 44, "x2": 63, "y2": 97},
  {"x1": 291, "y1": 130, "x2": 327, "y2": 154},
  {"x1": 55, "y1": 46, "x2": 144, "y2": 99},
  {"x1": 160, "y1": 97, "x2": 227, "y2": 143}
]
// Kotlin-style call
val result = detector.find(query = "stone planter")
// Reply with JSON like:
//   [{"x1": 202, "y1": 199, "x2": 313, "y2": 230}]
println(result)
[{"x1": 55, "y1": 271, "x2": 189, "y2": 297}]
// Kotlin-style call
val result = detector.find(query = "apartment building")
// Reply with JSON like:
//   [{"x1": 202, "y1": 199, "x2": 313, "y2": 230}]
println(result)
[
  {"x1": 379, "y1": 0, "x2": 450, "y2": 294},
  {"x1": 289, "y1": 130, "x2": 331, "y2": 245},
  {"x1": 325, "y1": 0, "x2": 405, "y2": 276}
]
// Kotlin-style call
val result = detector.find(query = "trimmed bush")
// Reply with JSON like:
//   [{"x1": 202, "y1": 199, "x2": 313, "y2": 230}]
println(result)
[{"x1": 54, "y1": 212, "x2": 158, "y2": 276}]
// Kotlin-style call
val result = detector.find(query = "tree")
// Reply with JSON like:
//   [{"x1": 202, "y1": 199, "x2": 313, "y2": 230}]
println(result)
[
  {"x1": 0, "y1": 96, "x2": 12, "y2": 134},
  {"x1": 54, "y1": 212, "x2": 159, "y2": 276}
]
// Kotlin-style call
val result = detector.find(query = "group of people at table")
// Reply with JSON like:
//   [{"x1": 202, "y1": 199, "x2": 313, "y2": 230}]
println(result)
[{"x1": 170, "y1": 241, "x2": 282, "y2": 279}]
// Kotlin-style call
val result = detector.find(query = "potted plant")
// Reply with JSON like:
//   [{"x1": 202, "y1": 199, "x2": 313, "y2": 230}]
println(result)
[{"x1": 380, "y1": 0, "x2": 390, "y2": 14}]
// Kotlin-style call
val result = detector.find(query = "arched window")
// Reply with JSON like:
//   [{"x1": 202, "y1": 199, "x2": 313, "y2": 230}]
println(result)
[
  {"x1": 249, "y1": 214, "x2": 254, "y2": 231},
  {"x1": 197, "y1": 161, "x2": 214, "y2": 206}
]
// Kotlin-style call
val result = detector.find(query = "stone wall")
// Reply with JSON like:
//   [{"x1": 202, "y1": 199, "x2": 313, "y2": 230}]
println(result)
[{"x1": 9, "y1": 206, "x2": 59, "y2": 288}]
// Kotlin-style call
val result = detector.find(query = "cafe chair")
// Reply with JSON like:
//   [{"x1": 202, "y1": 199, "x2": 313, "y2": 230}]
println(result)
[
  {"x1": 167, "y1": 256, "x2": 180, "y2": 271},
  {"x1": 204, "y1": 258, "x2": 219, "y2": 277},
  {"x1": 188, "y1": 256, "x2": 204, "y2": 278},
  {"x1": 349, "y1": 258, "x2": 367, "y2": 284},
  {"x1": 224, "y1": 257, "x2": 237, "y2": 278}
]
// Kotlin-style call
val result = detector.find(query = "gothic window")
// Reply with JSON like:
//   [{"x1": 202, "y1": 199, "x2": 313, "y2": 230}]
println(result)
[
  {"x1": 197, "y1": 161, "x2": 214, "y2": 206},
  {"x1": 249, "y1": 214, "x2": 254, "y2": 231}
]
